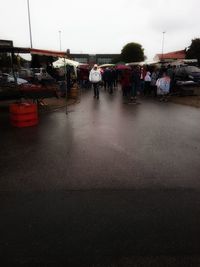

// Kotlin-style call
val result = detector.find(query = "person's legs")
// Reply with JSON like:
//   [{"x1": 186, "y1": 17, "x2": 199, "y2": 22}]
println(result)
[
  {"x1": 122, "y1": 86, "x2": 126, "y2": 96},
  {"x1": 140, "y1": 80, "x2": 144, "y2": 96},
  {"x1": 163, "y1": 93, "x2": 169, "y2": 102},
  {"x1": 111, "y1": 81, "x2": 114, "y2": 93},
  {"x1": 93, "y1": 83, "x2": 97, "y2": 97},
  {"x1": 124, "y1": 86, "x2": 127, "y2": 96},
  {"x1": 159, "y1": 92, "x2": 164, "y2": 101},
  {"x1": 115, "y1": 78, "x2": 118, "y2": 89},
  {"x1": 104, "y1": 80, "x2": 107, "y2": 90},
  {"x1": 144, "y1": 82, "x2": 150, "y2": 95},
  {"x1": 153, "y1": 85, "x2": 157, "y2": 97},
  {"x1": 147, "y1": 82, "x2": 151, "y2": 95},
  {"x1": 105, "y1": 80, "x2": 108, "y2": 90},
  {"x1": 108, "y1": 81, "x2": 113, "y2": 94},
  {"x1": 96, "y1": 83, "x2": 99, "y2": 99},
  {"x1": 131, "y1": 82, "x2": 137, "y2": 100}
]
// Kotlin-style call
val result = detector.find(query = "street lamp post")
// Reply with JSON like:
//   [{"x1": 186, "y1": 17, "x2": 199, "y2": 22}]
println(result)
[
  {"x1": 27, "y1": 0, "x2": 33, "y2": 48},
  {"x1": 161, "y1": 31, "x2": 166, "y2": 61},
  {"x1": 64, "y1": 50, "x2": 68, "y2": 115},
  {"x1": 59, "y1": 30, "x2": 62, "y2": 51}
]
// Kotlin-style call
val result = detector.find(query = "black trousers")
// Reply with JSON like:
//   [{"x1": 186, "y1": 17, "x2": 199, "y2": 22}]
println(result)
[
  {"x1": 108, "y1": 81, "x2": 113, "y2": 94},
  {"x1": 93, "y1": 83, "x2": 99, "y2": 97},
  {"x1": 144, "y1": 81, "x2": 151, "y2": 95}
]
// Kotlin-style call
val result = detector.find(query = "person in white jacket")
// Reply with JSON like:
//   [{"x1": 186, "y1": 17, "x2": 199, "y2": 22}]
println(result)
[
  {"x1": 144, "y1": 71, "x2": 151, "y2": 95},
  {"x1": 89, "y1": 64, "x2": 102, "y2": 99}
]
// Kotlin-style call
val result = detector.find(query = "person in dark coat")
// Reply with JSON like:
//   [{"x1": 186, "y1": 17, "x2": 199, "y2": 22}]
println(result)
[
  {"x1": 111, "y1": 68, "x2": 117, "y2": 88},
  {"x1": 102, "y1": 68, "x2": 109, "y2": 90},
  {"x1": 103, "y1": 68, "x2": 113, "y2": 94},
  {"x1": 130, "y1": 66, "x2": 140, "y2": 101}
]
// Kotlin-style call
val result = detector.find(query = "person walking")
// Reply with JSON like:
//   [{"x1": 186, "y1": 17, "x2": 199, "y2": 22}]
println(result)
[
  {"x1": 102, "y1": 68, "x2": 108, "y2": 90},
  {"x1": 89, "y1": 64, "x2": 102, "y2": 99},
  {"x1": 111, "y1": 68, "x2": 117, "y2": 89},
  {"x1": 121, "y1": 69, "x2": 131, "y2": 97},
  {"x1": 130, "y1": 66, "x2": 140, "y2": 102},
  {"x1": 144, "y1": 70, "x2": 151, "y2": 96},
  {"x1": 107, "y1": 68, "x2": 113, "y2": 94},
  {"x1": 150, "y1": 68, "x2": 159, "y2": 97},
  {"x1": 139, "y1": 66, "x2": 146, "y2": 95},
  {"x1": 156, "y1": 72, "x2": 171, "y2": 102}
]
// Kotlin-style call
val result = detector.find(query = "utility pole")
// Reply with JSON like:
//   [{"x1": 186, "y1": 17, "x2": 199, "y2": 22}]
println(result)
[
  {"x1": 64, "y1": 52, "x2": 68, "y2": 115},
  {"x1": 27, "y1": 0, "x2": 33, "y2": 48},
  {"x1": 161, "y1": 31, "x2": 166, "y2": 61}
]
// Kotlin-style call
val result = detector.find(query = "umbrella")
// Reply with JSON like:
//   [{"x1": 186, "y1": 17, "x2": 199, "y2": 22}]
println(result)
[{"x1": 116, "y1": 64, "x2": 131, "y2": 70}]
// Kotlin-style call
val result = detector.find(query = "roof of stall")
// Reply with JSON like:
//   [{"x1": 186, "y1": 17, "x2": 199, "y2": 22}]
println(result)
[{"x1": 0, "y1": 46, "x2": 69, "y2": 58}]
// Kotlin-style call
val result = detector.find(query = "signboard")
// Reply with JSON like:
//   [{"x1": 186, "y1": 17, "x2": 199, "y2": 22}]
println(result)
[{"x1": 0, "y1": 40, "x2": 13, "y2": 47}]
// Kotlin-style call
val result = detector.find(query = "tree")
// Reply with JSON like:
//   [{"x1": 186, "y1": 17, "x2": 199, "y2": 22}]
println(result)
[
  {"x1": 120, "y1": 42, "x2": 145, "y2": 63},
  {"x1": 186, "y1": 38, "x2": 200, "y2": 65}
]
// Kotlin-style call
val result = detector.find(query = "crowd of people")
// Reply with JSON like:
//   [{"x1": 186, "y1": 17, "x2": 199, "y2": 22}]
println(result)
[
  {"x1": 120, "y1": 65, "x2": 173, "y2": 102},
  {"x1": 87, "y1": 64, "x2": 174, "y2": 102}
]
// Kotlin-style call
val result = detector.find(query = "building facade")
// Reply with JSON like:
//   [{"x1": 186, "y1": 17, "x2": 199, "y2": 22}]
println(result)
[
  {"x1": 154, "y1": 50, "x2": 186, "y2": 62},
  {"x1": 70, "y1": 54, "x2": 119, "y2": 65}
]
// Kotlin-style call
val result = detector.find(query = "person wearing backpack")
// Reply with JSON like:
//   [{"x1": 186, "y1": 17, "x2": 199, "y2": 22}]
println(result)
[{"x1": 89, "y1": 64, "x2": 102, "y2": 99}]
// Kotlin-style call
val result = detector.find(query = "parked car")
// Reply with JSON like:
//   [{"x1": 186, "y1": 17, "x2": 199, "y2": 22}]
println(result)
[
  {"x1": 1, "y1": 73, "x2": 28, "y2": 85},
  {"x1": 18, "y1": 68, "x2": 34, "y2": 81},
  {"x1": 174, "y1": 66, "x2": 200, "y2": 96},
  {"x1": 174, "y1": 66, "x2": 200, "y2": 83},
  {"x1": 31, "y1": 68, "x2": 53, "y2": 81}
]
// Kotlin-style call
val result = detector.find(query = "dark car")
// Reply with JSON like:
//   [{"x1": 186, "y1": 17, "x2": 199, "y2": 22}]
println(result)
[
  {"x1": 174, "y1": 66, "x2": 200, "y2": 95},
  {"x1": 174, "y1": 66, "x2": 200, "y2": 83}
]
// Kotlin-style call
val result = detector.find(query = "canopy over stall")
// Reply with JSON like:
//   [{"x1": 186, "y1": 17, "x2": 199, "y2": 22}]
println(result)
[
  {"x1": 53, "y1": 58, "x2": 80, "y2": 77},
  {"x1": 53, "y1": 58, "x2": 79, "y2": 68},
  {"x1": 126, "y1": 60, "x2": 160, "y2": 67},
  {"x1": 30, "y1": 48, "x2": 68, "y2": 58},
  {"x1": 0, "y1": 46, "x2": 69, "y2": 58}
]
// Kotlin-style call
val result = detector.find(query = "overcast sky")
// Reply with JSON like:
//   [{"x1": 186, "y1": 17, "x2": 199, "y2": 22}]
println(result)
[{"x1": 0, "y1": 0, "x2": 199, "y2": 60}]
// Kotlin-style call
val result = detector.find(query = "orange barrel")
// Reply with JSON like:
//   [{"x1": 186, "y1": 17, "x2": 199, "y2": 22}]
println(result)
[
  {"x1": 69, "y1": 85, "x2": 79, "y2": 99},
  {"x1": 9, "y1": 103, "x2": 38, "y2": 128}
]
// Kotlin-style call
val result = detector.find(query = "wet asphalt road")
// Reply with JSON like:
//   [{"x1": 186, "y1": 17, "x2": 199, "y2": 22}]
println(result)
[{"x1": 1, "y1": 88, "x2": 200, "y2": 266}]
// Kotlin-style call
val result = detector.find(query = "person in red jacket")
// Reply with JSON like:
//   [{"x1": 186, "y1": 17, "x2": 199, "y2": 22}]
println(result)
[{"x1": 120, "y1": 69, "x2": 131, "y2": 96}]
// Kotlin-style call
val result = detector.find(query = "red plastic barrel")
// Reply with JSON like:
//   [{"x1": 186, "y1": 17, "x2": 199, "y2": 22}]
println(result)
[{"x1": 9, "y1": 103, "x2": 38, "y2": 127}]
